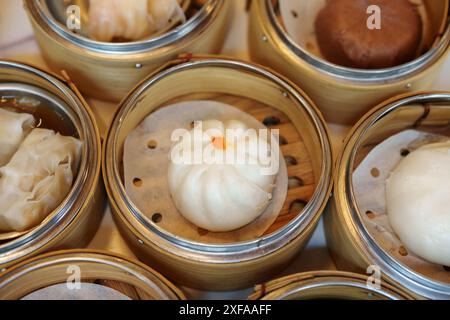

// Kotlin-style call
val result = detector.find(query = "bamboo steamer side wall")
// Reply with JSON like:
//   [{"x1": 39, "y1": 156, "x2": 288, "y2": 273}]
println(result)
[
  {"x1": 0, "y1": 250, "x2": 186, "y2": 300},
  {"x1": 110, "y1": 200, "x2": 320, "y2": 291},
  {"x1": 27, "y1": 2, "x2": 231, "y2": 102},
  {"x1": 248, "y1": 1, "x2": 450, "y2": 125},
  {"x1": 248, "y1": 270, "x2": 417, "y2": 300},
  {"x1": 323, "y1": 201, "x2": 368, "y2": 274},
  {"x1": 50, "y1": 180, "x2": 105, "y2": 250}
]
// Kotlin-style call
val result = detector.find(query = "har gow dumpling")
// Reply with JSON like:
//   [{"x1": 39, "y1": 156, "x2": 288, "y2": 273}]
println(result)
[
  {"x1": 168, "y1": 119, "x2": 276, "y2": 232},
  {"x1": 0, "y1": 109, "x2": 35, "y2": 167},
  {"x1": 88, "y1": 0, "x2": 185, "y2": 42},
  {"x1": 0, "y1": 128, "x2": 82, "y2": 232},
  {"x1": 386, "y1": 141, "x2": 450, "y2": 266}
]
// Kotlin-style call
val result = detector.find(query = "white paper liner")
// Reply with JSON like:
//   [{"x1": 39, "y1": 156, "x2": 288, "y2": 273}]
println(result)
[
  {"x1": 124, "y1": 101, "x2": 288, "y2": 244},
  {"x1": 279, "y1": 0, "x2": 429, "y2": 62},
  {"x1": 22, "y1": 283, "x2": 131, "y2": 300},
  {"x1": 353, "y1": 129, "x2": 450, "y2": 283}
]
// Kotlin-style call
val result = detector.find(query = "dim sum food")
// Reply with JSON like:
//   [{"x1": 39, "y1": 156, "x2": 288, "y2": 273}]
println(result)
[
  {"x1": 168, "y1": 119, "x2": 277, "y2": 232},
  {"x1": 88, "y1": 0, "x2": 186, "y2": 42},
  {"x1": 148, "y1": 0, "x2": 186, "y2": 31},
  {"x1": 315, "y1": 0, "x2": 422, "y2": 69},
  {"x1": 88, "y1": 0, "x2": 151, "y2": 42},
  {"x1": 0, "y1": 109, "x2": 35, "y2": 167},
  {"x1": 386, "y1": 142, "x2": 450, "y2": 266},
  {"x1": 0, "y1": 128, "x2": 82, "y2": 232}
]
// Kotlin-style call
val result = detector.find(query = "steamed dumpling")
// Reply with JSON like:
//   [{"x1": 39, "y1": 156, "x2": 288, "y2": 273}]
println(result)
[
  {"x1": 168, "y1": 119, "x2": 276, "y2": 232},
  {"x1": 386, "y1": 142, "x2": 450, "y2": 266},
  {"x1": 0, "y1": 109, "x2": 35, "y2": 167},
  {"x1": 147, "y1": 0, "x2": 185, "y2": 31},
  {"x1": 88, "y1": 0, "x2": 185, "y2": 42},
  {"x1": 88, "y1": 0, "x2": 152, "y2": 42},
  {"x1": 0, "y1": 128, "x2": 82, "y2": 232}
]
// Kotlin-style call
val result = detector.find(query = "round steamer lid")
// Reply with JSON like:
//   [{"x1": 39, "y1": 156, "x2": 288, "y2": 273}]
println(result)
[{"x1": 0, "y1": 250, "x2": 185, "y2": 300}]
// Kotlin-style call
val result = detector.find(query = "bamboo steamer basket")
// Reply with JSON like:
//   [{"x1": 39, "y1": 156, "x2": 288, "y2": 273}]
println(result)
[
  {"x1": 248, "y1": 0, "x2": 450, "y2": 125},
  {"x1": 249, "y1": 271, "x2": 415, "y2": 300},
  {"x1": 103, "y1": 56, "x2": 333, "y2": 291},
  {"x1": 0, "y1": 250, "x2": 185, "y2": 300},
  {"x1": 24, "y1": 0, "x2": 231, "y2": 102},
  {"x1": 0, "y1": 60, "x2": 104, "y2": 269},
  {"x1": 325, "y1": 92, "x2": 450, "y2": 299}
]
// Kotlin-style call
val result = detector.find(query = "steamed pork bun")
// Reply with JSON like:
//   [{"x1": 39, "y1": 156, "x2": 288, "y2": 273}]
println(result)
[
  {"x1": 168, "y1": 119, "x2": 277, "y2": 232},
  {"x1": 386, "y1": 142, "x2": 450, "y2": 266},
  {"x1": 88, "y1": 0, "x2": 185, "y2": 42}
]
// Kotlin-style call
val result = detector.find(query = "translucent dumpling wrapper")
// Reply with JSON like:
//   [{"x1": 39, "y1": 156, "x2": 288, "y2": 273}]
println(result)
[
  {"x1": 0, "y1": 109, "x2": 35, "y2": 167},
  {"x1": 168, "y1": 119, "x2": 277, "y2": 232},
  {"x1": 88, "y1": 0, "x2": 185, "y2": 42},
  {"x1": 22, "y1": 283, "x2": 131, "y2": 301},
  {"x1": 353, "y1": 130, "x2": 450, "y2": 282},
  {"x1": 0, "y1": 128, "x2": 82, "y2": 232},
  {"x1": 386, "y1": 141, "x2": 450, "y2": 266}
]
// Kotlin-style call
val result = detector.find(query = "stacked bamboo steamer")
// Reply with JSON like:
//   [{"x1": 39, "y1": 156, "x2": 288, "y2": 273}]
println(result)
[
  {"x1": 24, "y1": 0, "x2": 231, "y2": 101},
  {"x1": 326, "y1": 92, "x2": 450, "y2": 299},
  {"x1": 0, "y1": 250, "x2": 185, "y2": 300},
  {"x1": 0, "y1": 0, "x2": 448, "y2": 300}
]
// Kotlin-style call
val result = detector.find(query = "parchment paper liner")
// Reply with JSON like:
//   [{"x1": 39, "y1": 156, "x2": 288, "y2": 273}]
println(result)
[{"x1": 124, "y1": 101, "x2": 288, "y2": 244}]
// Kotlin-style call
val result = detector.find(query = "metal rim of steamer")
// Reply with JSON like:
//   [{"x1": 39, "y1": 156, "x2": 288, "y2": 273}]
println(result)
[
  {"x1": 264, "y1": 0, "x2": 450, "y2": 83},
  {"x1": 25, "y1": 0, "x2": 221, "y2": 54},
  {"x1": 0, "y1": 250, "x2": 185, "y2": 300},
  {"x1": 253, "y1": 271, "x2": 415, "y2": 300},
  {"x1": 336, "y1": 92, "x2": 450, "y2": 299},
  {"x1": 105, "y1": 58, "x2": 333, "y2": 264},
  {"x1": 0, "y1": 60, "x2": 100, "y2": 267}
]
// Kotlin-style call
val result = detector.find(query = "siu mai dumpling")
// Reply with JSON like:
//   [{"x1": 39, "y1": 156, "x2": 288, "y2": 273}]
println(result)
[
  {"x1": 168, "y1": 120, "x2": 276, "y2": 232},
  {"x1": 386, "y1": 142, "x2": 450, "y2": 266},
  {"x1": 0, "y1": 128, "x2": 82, "y2": 232},
  {"x1": 88, "y1": 0, "x2": 152, "y2": 42},
  {"x1": 0, "y1": 109, "x2": 35, "y2": 167}
]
